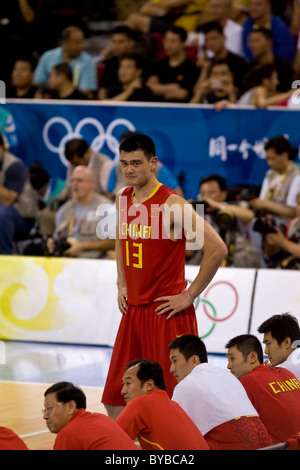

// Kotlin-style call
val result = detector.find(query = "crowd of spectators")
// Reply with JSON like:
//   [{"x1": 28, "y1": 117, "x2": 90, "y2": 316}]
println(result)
[
  {"x1": 2, "y1": 0, "x2": 300, "y2": 108},
  {"x1": 1, "y1": 1, "x2": 300, "y2": 269}
]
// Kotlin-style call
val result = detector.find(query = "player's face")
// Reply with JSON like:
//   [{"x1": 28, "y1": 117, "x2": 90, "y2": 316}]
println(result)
[
  {"x1": 227, "y1": 346, "x2": 250, "y2": 379},
  {"x1": 121, "y1": 365, "x2": 149, "y2": 404},
  {"x1": 42, "y1": 393, "x2": 72, "y2": 433},
  {"x1": 262, "y1": 332, "x2": 288, "y2": 366},
  {"x1": 120, "y1": 149, "x2": 157, "y2": 187},
  {"x1": 169, "y1": 349, "x2": 195, "y2": 383}
]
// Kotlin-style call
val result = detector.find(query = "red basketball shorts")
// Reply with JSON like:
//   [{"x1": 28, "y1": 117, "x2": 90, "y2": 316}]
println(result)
[{"x1": 101, "y1": 302, "x2": 198, "y2": 406}]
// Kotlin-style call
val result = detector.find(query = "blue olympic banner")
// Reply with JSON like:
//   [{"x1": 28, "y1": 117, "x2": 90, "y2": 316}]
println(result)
[{"x1": 2, "y1": 100, "x2": 300, "y2": 199}]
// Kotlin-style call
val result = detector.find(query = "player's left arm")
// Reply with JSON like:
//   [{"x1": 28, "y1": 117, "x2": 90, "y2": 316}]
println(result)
[{"x1": 155, "y1": 194, "x2": 227, "y2": 319}]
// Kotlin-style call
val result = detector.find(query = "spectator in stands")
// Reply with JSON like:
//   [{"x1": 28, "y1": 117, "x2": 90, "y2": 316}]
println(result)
[
  {"x1": 193, "y1": 0, "x2": 244, "y2": 58},
  {"x1": 125, "y1": 1, "x2": 210, "y2": 36},
  {"x1": 43, "y1": 381, "x2": 138, "y2": 450},
  {"x1": 265, "y1": 193, "x2": 300, "y2": 269},
  {"x1": 98, "y1": 25, "x2": 149, "y2": 100},
  {"x1": 250, "y1": 136, "x2": 300, "y2": 266},
  {"x1": 64, "y1": 138, "x2": 114, "y2": 197},
  {"x1": 250, "y1": 136, "x2": 300, "y2": 224},
  {"x1": 29, "y1": 162, "x2": 66, "y2": 209},
  {"x1": 0, "y1": 132, "x2": 39, "y2": 254},
  {"x1": 193, "y1": 21, "x2": 248, "y2": 92},
  {"x1": 46, "y1": 63, "x2": 88, "y2": 100},
  {"x1": 257, "y1": 313, "x2": 300, "y2": 379},
  {"x1": 242, "y1": 0, "x2": 295, "y2": 63},
  {"x1": 238, "y1": 63, "x2": 294, "y2": 107},
  {"x1": 186, "y1": 173, "x2": 261, "y2": 267},
  {"x1": 146, "y1": 26, "x2": 200, "y2": 102},
  {"x1": 246, "y1": 28, "x2": 294, "y2": 92},
  {"x1": 105, "y1": 53, "x2": 156, "y2": 102},
  {"x1": 0, "y1": 426, "x2": 28, "y2": 450},
  {"x1": 226, "y1": 333, "x2": 300, "y2": 444},
  {"x1": 115, "y1": 359, "x2": 210, "y2": 450},
  {"x1": 169, "y1": 335, "x2": 273, "y2": 450},
  {"x1": 46, "y1": 166, "x2": 115, "y2": 259},
  {"x1": 38, "y1": 138, "x2": 114, "y2": 237},
  {"x1": 191, "y1": 59, "x2": 239, "y2": 104},
  {"x1": 6, "y1": 57, "x2": 39, "y2": 98},
  {"x1": 34, "y1": 26, "x2": 97, "y2": 98}
]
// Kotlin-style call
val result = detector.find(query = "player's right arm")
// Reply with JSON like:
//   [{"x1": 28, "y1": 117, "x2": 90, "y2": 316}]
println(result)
[{"x1": 116, "y1": 192, "x2": 128, "y2": 314}]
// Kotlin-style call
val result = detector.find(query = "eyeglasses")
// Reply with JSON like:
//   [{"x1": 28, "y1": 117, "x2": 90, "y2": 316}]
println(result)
[
  {"x1": 41, "y1": 403, "x2": 62, "y2": 415},
  {"x1": 71, "y1": 178, "x2": 91, "y2": 183}
]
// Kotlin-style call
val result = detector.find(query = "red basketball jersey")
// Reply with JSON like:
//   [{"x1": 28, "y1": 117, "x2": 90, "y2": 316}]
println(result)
[{"x1": 119, "y1": 184, "x2": 187, "y2": 305}]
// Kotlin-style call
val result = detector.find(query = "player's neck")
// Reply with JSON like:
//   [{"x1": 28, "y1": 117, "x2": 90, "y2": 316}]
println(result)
[{"x1": 132, "y1": 177, "x2": 160, "y2": 204}]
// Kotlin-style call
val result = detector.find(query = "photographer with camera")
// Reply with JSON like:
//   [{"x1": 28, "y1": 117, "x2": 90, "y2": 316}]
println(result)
[
  {"x1": 46, "y1": 166, "x2": 116, "y2": 259},
  {"x1": 187, "y1": 174, "x2": 261, "y2": 267},
  {"x1": 264, "y1": 193, "x2": 300, "y2": 269},
  {"x1": 250, "y1": 136, "x2": 300, "y2": 267}
]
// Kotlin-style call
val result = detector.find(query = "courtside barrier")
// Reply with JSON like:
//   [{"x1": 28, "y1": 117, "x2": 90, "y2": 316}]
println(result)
[{"x1": 0, "y1": 256, "x2": 299, "y2": 353}]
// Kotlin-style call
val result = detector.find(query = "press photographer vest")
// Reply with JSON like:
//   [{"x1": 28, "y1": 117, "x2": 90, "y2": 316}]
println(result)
[
  {"x1": 265, "y1": 163, "x2": 300, "y2": 205},
  {"x1": 54, "y1": 193, "x2": 113, "y2": 259},
  {"x1": 0, "y1": 151, "x2": 38, "y2": 219}
]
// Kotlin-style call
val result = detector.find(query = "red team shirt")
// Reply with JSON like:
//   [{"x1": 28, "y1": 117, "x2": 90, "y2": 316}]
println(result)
[
  {"x1": 53, "y1": 409, "x2": 138, "y2": 450},
  {"x1": 0, "y1": 427, "x2": 28, "y2": 450},
  {"x1": 102, "y1": 184, "x2": 198, "y2": 405},
  {"x1": 119, "y1": 184, "x2": 187, "y2": 304},
  {"x1": 240, "y1": 364, "x2": 300, "y2": 444},
  {"x1": 116, "y1": 389, "x2": 209, "y2": 450}
]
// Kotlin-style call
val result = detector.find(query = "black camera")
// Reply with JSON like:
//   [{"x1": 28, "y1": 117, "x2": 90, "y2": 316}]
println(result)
[
  {"x1": 190, "y1": 200, "x2": 210, "y2": 213},
  {"x1": 46, "y1": 237, "x2": 71, "y2": 256},
  {"x1": 253, "y1": 217, "x2": 278, "y2": 235}
]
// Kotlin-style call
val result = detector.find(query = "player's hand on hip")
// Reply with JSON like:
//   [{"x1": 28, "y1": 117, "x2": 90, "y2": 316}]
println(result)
[
  {"x1": 154, "y1": 290, "x2": 194, "y2": 320},
  {"x1": 118, "y1": 287, "x2": 128, "y2": 314}
]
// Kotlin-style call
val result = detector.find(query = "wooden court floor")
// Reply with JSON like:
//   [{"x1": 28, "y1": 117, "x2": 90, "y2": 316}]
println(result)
[{"x1": 0, "y1": 381, "x2": 106, "y2": 450}]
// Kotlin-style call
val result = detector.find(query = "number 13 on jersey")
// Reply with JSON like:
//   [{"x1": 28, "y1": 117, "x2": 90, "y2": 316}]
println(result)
[{"x1": 125, "y1": 240, "x2": 143, "y2": 268}]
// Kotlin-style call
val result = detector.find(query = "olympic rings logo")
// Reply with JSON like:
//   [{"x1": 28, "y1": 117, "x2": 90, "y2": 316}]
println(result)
[
  {"x1": 187, "y1": 280, "x2": 239, "y2": 339},
  {"x1": 43, "y1": 116, "x2": 136, "y2": 166}
]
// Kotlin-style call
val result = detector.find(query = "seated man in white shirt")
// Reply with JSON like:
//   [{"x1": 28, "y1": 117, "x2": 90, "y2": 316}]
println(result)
[
  {"x1": 257, "y1": 313, "x2": 300, "y2": 381},
  {"x1": 168, "y1": 334, "x2": 273, "y2": 450}
]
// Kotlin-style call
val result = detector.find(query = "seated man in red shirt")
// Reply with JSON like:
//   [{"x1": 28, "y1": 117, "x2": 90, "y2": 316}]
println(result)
[
  {"x1": 0, "y1": 427, "x2": 28, "y2": 450},
  {"x1": 168, "y1": 334, "x2": 272, "y2": 450},
  {"x1": 226, "y1": 334, "x2": 300, "y2": 445},
  {"x1": 116, "y1": 359, "x2": 209, "y2": 450},
  {"x1": 43, "y1": 382, "x2": 138, "y2": 450}
]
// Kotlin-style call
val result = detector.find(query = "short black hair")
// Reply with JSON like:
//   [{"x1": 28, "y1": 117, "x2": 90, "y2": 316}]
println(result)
[
  {"x1": 44, "y1": 382, "x2": 86, "y2": 409},
  {"x1": 201, "y1": 21, "x2": 224, "y2": 36},
  {"x1": 257, "y1": 313, "x2": 300, "y2": 345},
  {"x1": 125, "y1": 359, "x2": 166, "y2": 390},
  {"x1": 111, "y1": 25, "x2": 137, "y2": 40},
  {"x1": 119, "y1": 133, "x2": 156, "y2": 160},
  {"x1": 168, "y1": 335, "x2": 208, "y2": 363},
  {"x1": 265, "y1": 136, "x2": 298, "y2": 161},
  {"x1": 225, "y1": 334, "x2": 264, "y2": 363},
  {"x1": 119, "y1": 52, "x2": 146, "y2": 71},
  {"x1": 52, "y1": 63, "x2": 73, "y2": 82},
  {"x1": 250, "y1": 27, "x2": 273, "y2": 42},
  {"x1": 29, "y1": 162, "x2": 50, "y2": 190},
  {"x1": 64, "y1": 138, "x2": 89, "y2": 161},
  {"x1": 165, "y1": 25, "x2": 187, "y2": 43},
  {"x1": 200, "y1": 174, "x2": 227, "y2": 191}
]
